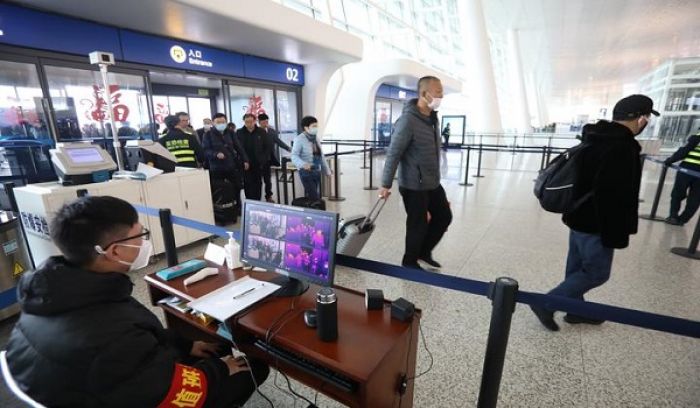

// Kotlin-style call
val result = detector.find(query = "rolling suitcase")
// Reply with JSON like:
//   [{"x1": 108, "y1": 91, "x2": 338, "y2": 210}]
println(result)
[
  {"x1": 291, "y1": 197, "x2": 326, "y2": 211},
  {"x1": 337, "y1": 197, "x2": 386, "y2": 256},
  {"x1": 211, "y1": 178, "x2": 237, "y2": 224}
]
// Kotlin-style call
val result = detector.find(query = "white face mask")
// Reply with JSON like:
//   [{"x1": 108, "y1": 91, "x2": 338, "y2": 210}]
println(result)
[
  {"x1": 308, "y1": 127, "x2": 319, "y2": 136},
  {"x1": 116, "y1": 240, "x2": 153, "y2": 271},
  {"x1": 204, "y1": 124, "x2": 212, "y2": 130},
  {"x1": 427, "y1": 96, "x2": 442, "y2": 110},
  {"x1": 214, "y1": 123, "x2": 227, "y2": 132}
]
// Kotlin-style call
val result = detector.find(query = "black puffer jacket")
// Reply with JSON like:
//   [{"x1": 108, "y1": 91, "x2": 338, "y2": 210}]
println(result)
[
  {"x1": 5, "y1": 257, "x2": 228, "y2": 407},
  {"x1": 563, "y1": 120, "x2": 642, "y2": 249}
]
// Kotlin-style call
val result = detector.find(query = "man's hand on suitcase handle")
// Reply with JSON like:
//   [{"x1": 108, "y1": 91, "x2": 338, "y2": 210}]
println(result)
[{"x1": 378, "y1": 187, "x2": 391, "y2": 199}]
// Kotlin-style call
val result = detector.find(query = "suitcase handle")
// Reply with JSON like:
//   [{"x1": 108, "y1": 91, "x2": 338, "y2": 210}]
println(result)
[{"x1": 359, "y1": 197, "x2": 387, "y2": 230}]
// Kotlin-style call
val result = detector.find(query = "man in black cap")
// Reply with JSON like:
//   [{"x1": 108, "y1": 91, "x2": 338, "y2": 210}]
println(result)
[
  {"x1": 531, "y1": 94, "x2": 659, "y2": 331},
  {"x1": 664, "y1": 130, "x2": 700, "y2": 226}
]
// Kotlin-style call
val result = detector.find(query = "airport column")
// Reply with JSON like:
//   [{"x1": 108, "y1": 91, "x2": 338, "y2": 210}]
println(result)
[
  {"x1": 459, "y1": 0, "x2": 503, "y2": 133},
  {"x1": 507, "y1": 29, "x2": 532, "y2": 134}
]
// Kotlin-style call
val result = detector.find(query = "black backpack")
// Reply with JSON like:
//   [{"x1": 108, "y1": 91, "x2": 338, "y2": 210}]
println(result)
[{"x1": 534, "y1": 142, "x2": 593, "y2": 213}]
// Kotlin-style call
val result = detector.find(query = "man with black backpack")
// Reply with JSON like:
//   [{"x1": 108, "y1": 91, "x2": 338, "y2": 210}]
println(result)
[{"x1": 531, "y1": 95, "x2": 658, "y2": 331}]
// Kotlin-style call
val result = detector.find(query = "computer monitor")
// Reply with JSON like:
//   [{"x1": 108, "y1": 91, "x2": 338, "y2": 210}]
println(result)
[{"x1": 240, "y1": 200, "x2": 339, "y2": 297}]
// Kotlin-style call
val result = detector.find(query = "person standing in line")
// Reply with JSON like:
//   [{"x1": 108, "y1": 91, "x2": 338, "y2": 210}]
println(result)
[
  {"x1": 664, "y1": 130, "x2": 700, "y2": 226},
  {"x1": 291, "y1": 116, "x2": 331, "y2": 200},
  {"x1": 196, "y1": 117, "x2": 212, "y2": 144},
  {"x1": 379, "y1": 76, "x2": 452, "y2": 271},
  {"x1": 237, "y1": 114, "x2": 272, "y2": 201},
  {"x1": 258, "y1": 113, "x2": 291, "y2": 202},
  {"x1": 530, "y1": 94, "x2": 658, "y2": 331},
  {"x1": 203, "y1": 113, "x2": 250, "y2": 217}
]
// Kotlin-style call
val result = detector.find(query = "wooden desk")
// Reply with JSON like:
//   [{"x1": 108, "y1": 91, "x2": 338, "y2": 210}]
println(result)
[{"x1": 145, "y1": 267, "x2": 420, "y2": 408}]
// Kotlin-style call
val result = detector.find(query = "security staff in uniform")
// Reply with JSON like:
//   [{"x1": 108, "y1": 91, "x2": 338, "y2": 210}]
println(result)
[
  {"x1": 665, "y1": 131, "x2": 700, "y2": 226},
  {"x1": 158, "y1": 114, "x2": 206, "y2": 168},
  {"x1": 5, "y1": 196, "x2": 269, "y2": 407}
]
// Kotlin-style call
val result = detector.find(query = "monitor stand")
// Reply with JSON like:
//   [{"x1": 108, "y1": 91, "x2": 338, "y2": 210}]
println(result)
[{"x1": 270, "y1": 275, "x2": 309, "y2": 297}]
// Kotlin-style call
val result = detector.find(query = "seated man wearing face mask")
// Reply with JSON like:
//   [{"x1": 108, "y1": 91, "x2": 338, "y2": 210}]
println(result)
[{"x1": 5, "y1": 196, "x2": 269, "y2": 407}]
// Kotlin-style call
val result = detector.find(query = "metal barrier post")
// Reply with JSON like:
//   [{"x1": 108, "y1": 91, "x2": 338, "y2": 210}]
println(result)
[
  {"x1": 3, "y1": 182, "x2": 18, "y2": 212},
  {"x1": 364, "y1": 147, "x2": 378, "y2": 190},
  {"x1": 639, "y1": 164, "x2": 668, "y2": 221},
  {"x1": 639, "y1": 154, "x2": 646, "y2": 203},
  {"x1": 282, "y1": 157, "x2": 290, "y2": 205},
  {"x1": 512, "y1": 135, "x2": 517, "y2": 155},
  {"x1": 328, "y1": 142, "x2": 346, "y2": 201},
  {"x1": 670, "y1": 214, "x2": 700, "y2": 260},
  {"x1": 474, "y1": 143, "x2": 485, "y2": 178},
  {"x1": 477, "y1": 277, "x2": 518, "y2": 408},
  {"x1": 361, "y1": 140, "x2": 369, "y2": 169},
  {"x1": 460, "y1": 146, "x2": 474, "y2": 187},
  {"x1": 159, "y1": 208, "x2": 178, "y2": 267}
]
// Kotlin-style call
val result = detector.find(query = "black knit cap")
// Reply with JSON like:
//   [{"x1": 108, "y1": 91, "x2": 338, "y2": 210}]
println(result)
[{"x1": 612, "y1": 94, "x2": 660, "y2": 120}]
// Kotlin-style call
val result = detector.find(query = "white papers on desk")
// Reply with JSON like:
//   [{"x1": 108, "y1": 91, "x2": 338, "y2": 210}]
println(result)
[{"x1": 186, "y1": 276, "x2": 280, "y2": 322}]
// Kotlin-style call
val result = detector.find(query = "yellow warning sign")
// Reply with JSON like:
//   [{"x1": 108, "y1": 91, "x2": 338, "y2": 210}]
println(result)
[{"x1": 13, "y1": 262, "x2": 24, "y2": 277}]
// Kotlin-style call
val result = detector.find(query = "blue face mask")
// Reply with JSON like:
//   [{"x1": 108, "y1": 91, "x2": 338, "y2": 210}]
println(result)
[{"x1": 214, "y1": 123, "x2": 227, "y2": 132}]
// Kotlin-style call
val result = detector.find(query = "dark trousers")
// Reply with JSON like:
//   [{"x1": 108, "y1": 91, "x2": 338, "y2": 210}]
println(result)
[
  {"x1": 244, "y1": 166, "x2": 263, "y2": 201},
  {"x1": 262, "y1": 165, "x2": 274, "y2": 199},
  {"x1": 299, "y1": 169, "x2": 321, "y2": 200},
  {"x1": 670, "y1": 171, "x2": 700, "y2": 223},
  {"x1": 549, "y1": 230, "x2": 613, "y2": 301},
  {"x1": 204, "y1": 359, "x2": 270, "y2": 408},
  {"x1": 399, "y1": 185, "x2": 452, "y2": 265}
]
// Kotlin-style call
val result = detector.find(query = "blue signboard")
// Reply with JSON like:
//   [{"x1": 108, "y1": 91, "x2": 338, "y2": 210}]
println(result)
[
  {"x1": 0, "y1": 3, "x2": 122, "y2": 58},
  {"x1": 119, "y1": 30, "x2": 245, "y2": 77},
  {"x1": 377, "y1": 84, "x2": 417, "y2": 100},
  {"x1": 243, "y1": 55, "x2": 305, "y2": 86}
]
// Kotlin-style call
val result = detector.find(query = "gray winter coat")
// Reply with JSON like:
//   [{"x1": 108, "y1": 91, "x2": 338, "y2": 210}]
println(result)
[{"x1": 381, "y1": 99, "x2": 441, "y2": 191}]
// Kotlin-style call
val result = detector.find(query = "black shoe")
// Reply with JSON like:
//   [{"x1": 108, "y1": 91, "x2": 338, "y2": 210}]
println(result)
[
  {"x1": 401, "y1": 262, "x2": 425, "y2": 271},
  {"x1": 563, "y1": 314, "x2": 604, "y2": 325},
  {"x1": 530, "y1": 305, "x2": 559, "y2": 331},
  {"x1": 664, "y1": 216, "x2": 684, "y2": 226},
  {"x1": 418, "y1": 256, "x2": 442, "y2": 269}
]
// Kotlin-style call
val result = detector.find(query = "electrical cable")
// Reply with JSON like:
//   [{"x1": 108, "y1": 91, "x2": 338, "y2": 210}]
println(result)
[
  {"x1": 407, "y1": 320, "x2": 434, "y2": 381},
  {"x1": 230, "y1": 336, "x2": 275, "y2": 408},
  {"x1": 280, "y1": 370, "x2": 316, "y2": 407}
]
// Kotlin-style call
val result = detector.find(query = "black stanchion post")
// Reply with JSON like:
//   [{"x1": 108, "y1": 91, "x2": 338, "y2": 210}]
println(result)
[
  {"x1": 477, "y1": 277, "x2": 518, "y2": 408},
  {"x1": 328, "y1": 142, "x2": 346, "y2": 202},
  {"x1": 364, "y1": 147, "x2": 378, "y2": 190},
  {"x1": 159, "y1": 208, "x2": 178, "y2": 267},
  {"x1": 639, "y1": 154, "x2": 647, "y2": 203},
  {"x1": 540, "y1": 146, "x2": 547, "y2": 170},
  {"x1": 474, "y1": 143, "x2": 485, "y2": 178},
  {"x1": 361, "y1": 140, "x2": 369, "y2": 169},
  {"x1": 639, "y1": 163, "x2": 668, "y2": 221},
  {"x1": 670, "y1": 213, "x2": 700, "y2": 260},
  {"x1": 460, "y1": 146, "x2": 474, "y2": 187},
  {"x1": 545, "y1": 146, "x2": 552, "y2": 164}
]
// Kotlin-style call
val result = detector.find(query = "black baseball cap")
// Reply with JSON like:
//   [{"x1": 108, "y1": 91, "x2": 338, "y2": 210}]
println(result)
[{"x1": 612, "y1": 94, "x2": 660, "y2": 120}]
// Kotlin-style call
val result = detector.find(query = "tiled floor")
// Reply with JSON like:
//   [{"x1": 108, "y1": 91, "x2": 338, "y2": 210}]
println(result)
[{"x1": 1, "y1": 148, "x2": 698, "y2": 407}]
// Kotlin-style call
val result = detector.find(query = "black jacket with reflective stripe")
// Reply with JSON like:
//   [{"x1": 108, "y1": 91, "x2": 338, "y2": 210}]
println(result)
[
  {"x1": 158, "y1": 128, "x2": 205, "y2": 168},
  {"x1": 666, "y1": 134, "x2": 700, "y2": 171}
]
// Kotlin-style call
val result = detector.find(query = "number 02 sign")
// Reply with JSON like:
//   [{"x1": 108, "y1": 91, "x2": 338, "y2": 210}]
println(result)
[{"x1": 285, "y1": 67, "x2": 300, "y2": 82}]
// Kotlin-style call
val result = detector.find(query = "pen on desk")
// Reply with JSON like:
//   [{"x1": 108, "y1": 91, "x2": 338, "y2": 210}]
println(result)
[{"x1": 232, "y1": 287, "x2": 255, "y2": 300}]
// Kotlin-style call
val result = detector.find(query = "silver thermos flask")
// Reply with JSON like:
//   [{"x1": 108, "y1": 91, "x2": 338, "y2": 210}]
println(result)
[{"x1": 316, "y1": 287, "x2": 338, "y2": 342}]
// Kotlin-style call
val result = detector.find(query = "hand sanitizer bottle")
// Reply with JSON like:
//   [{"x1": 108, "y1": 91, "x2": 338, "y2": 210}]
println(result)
[{"x1": 224, "y1": 232, "x2": 242, "y2": 270}]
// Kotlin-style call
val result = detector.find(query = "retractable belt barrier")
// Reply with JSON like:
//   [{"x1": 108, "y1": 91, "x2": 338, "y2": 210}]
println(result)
[
  {"x1": 646, "y1": 156, "x2": 700, "y2": 179},
  {"x1": 133, "y1": 203, "x2": 700, "y2": 339}
]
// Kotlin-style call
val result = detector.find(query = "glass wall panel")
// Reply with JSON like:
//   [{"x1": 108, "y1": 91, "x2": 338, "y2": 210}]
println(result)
[
  {"x1": 45, "y1": 66, "x2": 150, "y2": 141},
  {"x1": 0, "y1": 60, "x2": 50, "y2": 142}
]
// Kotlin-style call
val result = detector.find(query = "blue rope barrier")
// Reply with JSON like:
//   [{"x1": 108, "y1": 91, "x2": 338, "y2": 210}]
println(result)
[
  {"x1": 132, "y1": 204, "x2": 700, "y2": 339},
  {"x1": 132, "y1": 204, "x2": 240, "y2": 241}
]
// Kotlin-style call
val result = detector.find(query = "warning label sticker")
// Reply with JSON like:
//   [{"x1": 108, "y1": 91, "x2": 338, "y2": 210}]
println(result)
[{"x1": 13, "y1": 262, "x2": 24, "y2": 277}]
